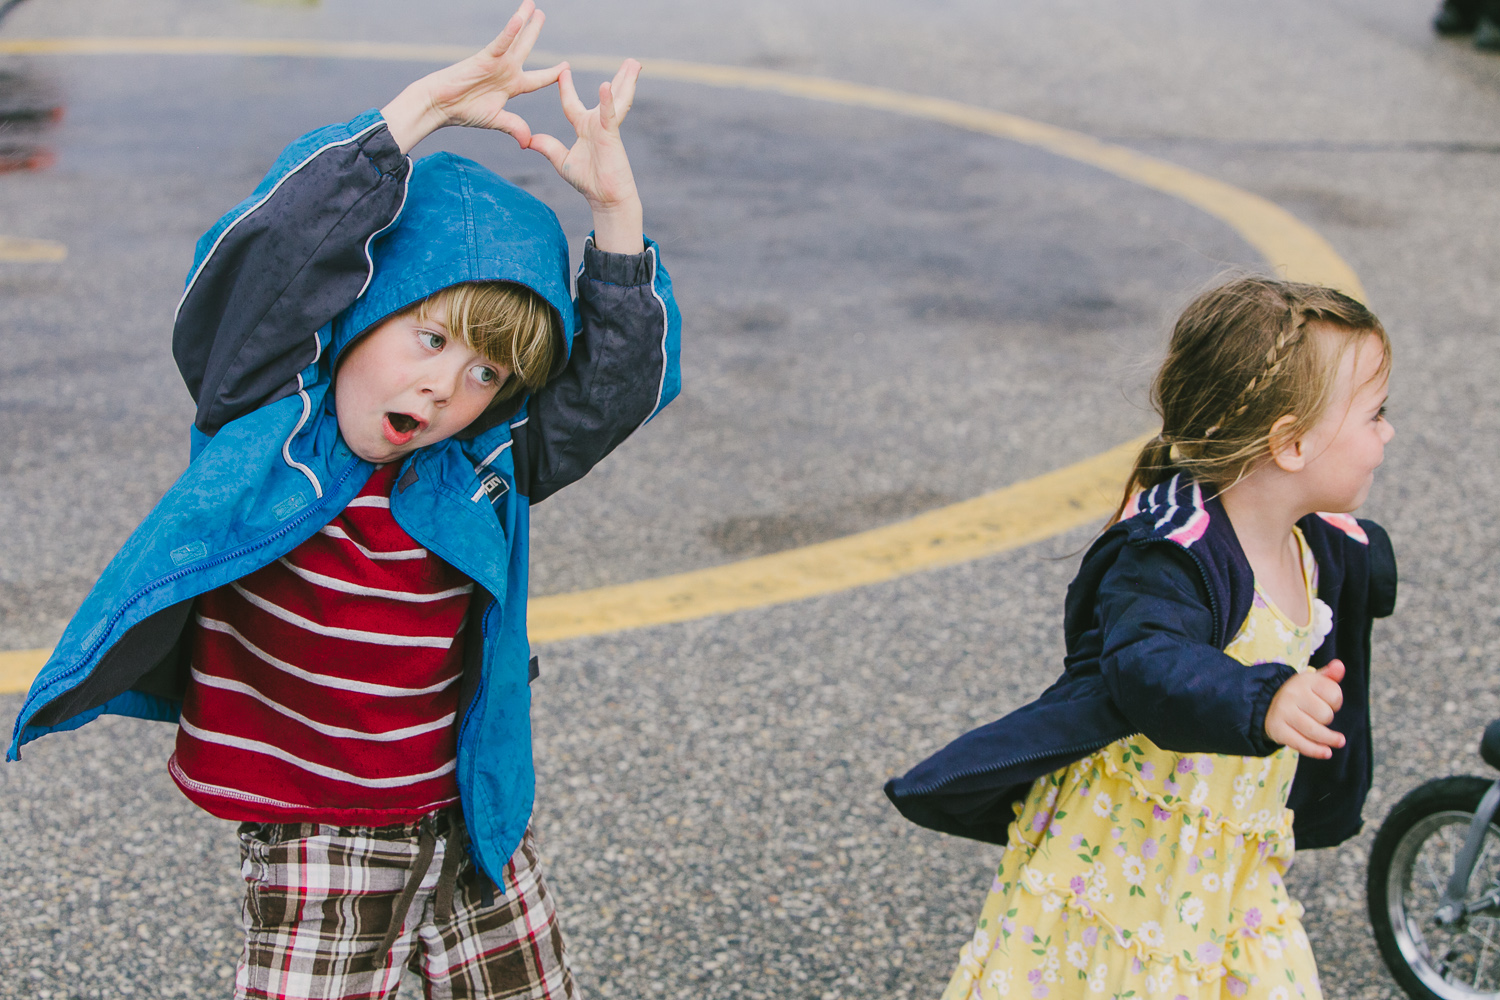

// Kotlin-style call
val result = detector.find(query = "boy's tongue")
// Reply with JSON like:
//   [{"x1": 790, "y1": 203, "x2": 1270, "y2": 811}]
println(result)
[{"x1": 383, "y1": 412, "x2": 419, "y2": 446}]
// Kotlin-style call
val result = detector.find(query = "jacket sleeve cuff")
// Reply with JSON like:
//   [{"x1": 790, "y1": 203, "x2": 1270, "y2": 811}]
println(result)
[
  {"x1": 1247, "y1": 663, "x2": 1299, "y2": 756},
  {"x1": 361, "y1": 115, "x2": 409, "y2": 177},
  {"x1": 581, "y1": 237, "x2": 654, "y2": 286}
]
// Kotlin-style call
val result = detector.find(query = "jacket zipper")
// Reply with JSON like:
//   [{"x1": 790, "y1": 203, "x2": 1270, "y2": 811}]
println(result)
[
  {"x1": 1161, "y1": 539, "x2": 1225, "y2": 648},
  {"x1": 15, "y1": 457, "x2": 364, "y2": 732}
]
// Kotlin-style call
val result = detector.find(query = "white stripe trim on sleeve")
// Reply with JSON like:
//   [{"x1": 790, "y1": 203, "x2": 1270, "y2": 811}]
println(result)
[
  {"x1": 189, "y1": 667, "x2": 456, "y2": 742},
  {"x1": 229, "y1": 583, "x2": 457, "y2": 647},
  {"x1": 281, "y1": 374, "x2": 324, "y2": 498},
  {"x1": 174, "y1": 119, "x2": 388, "y2": 324},
  {"x1": 276, "y1": 558, "x2": 473, "y2": 603},
  {"x1": 318, "y1": 524, "x2": 426, "y2": 560},
  {"x1": 345, "y1": 495, "x2": 391, "y2": 509},
  {"x1": 642, "y1": 243, "x2": 671, "y2": 427},
  {"x1": 197, "y1": 617, "x2": 459, "y2": 696},
  {"x1": 355, "y1": 154, "x2": 410, "y2": 300},
  {"x1": 178, "y1": 718, "x2": 457, "y2": 788}
]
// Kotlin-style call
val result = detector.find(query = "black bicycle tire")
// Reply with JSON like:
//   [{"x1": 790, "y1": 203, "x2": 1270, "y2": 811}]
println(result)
[{"x1": 1367, "y1": 775, "x2": 1498, "y2": 1000}]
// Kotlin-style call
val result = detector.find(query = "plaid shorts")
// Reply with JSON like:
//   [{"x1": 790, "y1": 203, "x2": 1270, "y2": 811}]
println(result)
[{"x1": 235, "y1": 814, "x2": 576, "y2": 1000}]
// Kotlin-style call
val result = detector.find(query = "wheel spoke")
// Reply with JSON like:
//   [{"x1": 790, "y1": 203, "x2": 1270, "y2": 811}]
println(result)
[
  {"x1": 1424, "y1": 850, "x2": 1449, "y2": 898},
  {"x1": 1428, "y1": 851, "x2": 1452, "y2": 905}
]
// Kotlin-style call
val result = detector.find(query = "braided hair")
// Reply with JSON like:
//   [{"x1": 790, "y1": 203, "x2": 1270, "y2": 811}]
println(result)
[{"x1": 1111, "y1": 276, "x2": 1389, "y2": 524}]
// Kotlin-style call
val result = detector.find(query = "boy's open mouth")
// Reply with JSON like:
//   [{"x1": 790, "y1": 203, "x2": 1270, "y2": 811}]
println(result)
[{"x1": 381, "y1": 411, "x2": 423, "y2": 447}]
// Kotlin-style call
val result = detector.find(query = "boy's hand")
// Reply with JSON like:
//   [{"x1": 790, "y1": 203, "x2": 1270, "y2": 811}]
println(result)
[
  {"x1": 526, "y1": 62, "x2": 645, "y2": 255},
  {"x1": 381, "y1": 1, "x2": 564, "y2": 154},
  {"x1": 1264, "y1": 659, "x2": 1346, "y2": 759}
]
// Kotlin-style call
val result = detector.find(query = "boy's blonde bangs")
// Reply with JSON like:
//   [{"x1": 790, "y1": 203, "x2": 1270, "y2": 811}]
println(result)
[{"x1": 414, "y1": 282, "x2": 562, "y2": 402}]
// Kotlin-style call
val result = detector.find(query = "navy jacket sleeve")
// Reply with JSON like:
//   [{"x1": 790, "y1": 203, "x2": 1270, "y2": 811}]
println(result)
[
  {"x1": 512, "y1": 238, "x2": 681, "y2": 504},
  {"x1": 173, "y1": 115, "x2": 409, "y2": 435},
  {"x1": 1095, "y1": 542, "x2": 1295, "y2": 757}
]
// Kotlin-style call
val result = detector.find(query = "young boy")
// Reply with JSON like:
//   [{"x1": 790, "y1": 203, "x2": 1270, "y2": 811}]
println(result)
[{"x1": 7, "y1": 5, "x2": 680, "y2": 997}]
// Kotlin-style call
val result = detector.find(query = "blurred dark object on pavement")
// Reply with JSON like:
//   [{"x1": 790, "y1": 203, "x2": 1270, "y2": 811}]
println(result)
[
  {"x1": 0, "y1": 0, "x2": 30, "y2": 29},
  {"x1": 1433, "y1": 0, "x2": 1500, "y2": 50},
  {"x1": 0, "y1": 67, "x2": 61, "y2": 173}
]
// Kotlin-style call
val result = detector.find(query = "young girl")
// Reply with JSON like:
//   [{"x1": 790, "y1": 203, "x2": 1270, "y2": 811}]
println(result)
[{"x1": 885, "y1": 277, "x2": 1398, "y2": 1000}]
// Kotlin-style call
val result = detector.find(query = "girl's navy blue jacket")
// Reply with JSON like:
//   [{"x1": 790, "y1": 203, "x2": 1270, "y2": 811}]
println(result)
[{"x1": 885, "y1": 473, "x2": 1397, "y2": 851}]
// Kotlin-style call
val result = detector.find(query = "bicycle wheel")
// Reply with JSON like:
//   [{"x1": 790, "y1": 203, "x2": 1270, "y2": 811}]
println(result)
[{"x1": 1369, "y1": 776, "x2": 1500, "y2": 1000}]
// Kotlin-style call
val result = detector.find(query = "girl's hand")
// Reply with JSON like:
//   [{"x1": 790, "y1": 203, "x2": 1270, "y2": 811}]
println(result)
[
  {"x1": 381, "y1": 1, "x2": 565, "y2": 154},
  {"x1": 526, "y1": 62, "x2": 645, "y2": 254},
  {"x1": 1265, "y1": 659, "x2": 1346, "y2": 759}
]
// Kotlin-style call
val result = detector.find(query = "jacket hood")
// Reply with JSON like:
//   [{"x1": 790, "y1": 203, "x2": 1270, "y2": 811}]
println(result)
[{"x1": 330, "y1": 151, "x2": 576, "y2": 369}]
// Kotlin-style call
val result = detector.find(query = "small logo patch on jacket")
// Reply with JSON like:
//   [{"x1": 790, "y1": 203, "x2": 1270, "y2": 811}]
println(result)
[
  {"x1": 272, "y1": 494, "x2": 307, "y2": 521},
  {"x1": 170, "y1": 541, "x2": 208, "y2": 566},
  {"x1": 481, "y1": 473, "x2": 509, "y2": 504}
]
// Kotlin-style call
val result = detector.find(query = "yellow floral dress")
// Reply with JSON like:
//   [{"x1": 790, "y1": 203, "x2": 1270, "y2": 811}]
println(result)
[{"x1": 943, "y1": 528, "x2": 1333, "y2": 1000}]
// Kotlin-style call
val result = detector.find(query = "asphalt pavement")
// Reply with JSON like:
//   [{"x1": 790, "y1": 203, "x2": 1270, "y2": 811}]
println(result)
[{"x1": 1, "y1": 0, "x2": 1499, "y2": 997}]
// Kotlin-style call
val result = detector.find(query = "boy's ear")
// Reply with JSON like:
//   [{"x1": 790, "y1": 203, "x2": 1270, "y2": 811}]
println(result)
[{"x1": 1268, "y1": 414, "x2": 1306, "y2": 473}]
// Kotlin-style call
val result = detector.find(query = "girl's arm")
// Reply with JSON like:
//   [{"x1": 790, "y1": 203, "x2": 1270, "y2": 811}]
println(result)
[{"x1": 1094, "y1": 542, "x2": 1295, "y2": 757}]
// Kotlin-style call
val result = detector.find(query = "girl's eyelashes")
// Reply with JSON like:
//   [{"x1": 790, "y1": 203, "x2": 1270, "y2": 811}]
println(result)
[{"x1": 1376, "y1": 404, "x2": 1388, "y2": 421}]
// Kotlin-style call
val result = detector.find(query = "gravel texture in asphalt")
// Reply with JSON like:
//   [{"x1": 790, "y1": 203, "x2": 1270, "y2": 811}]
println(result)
[{"x1": 1, "y1": 0, "x2": 1499, "y2": 997}]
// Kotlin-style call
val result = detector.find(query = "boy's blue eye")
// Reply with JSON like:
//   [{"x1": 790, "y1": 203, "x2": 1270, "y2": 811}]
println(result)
[
  {"x1": 473, "y1": 366, "x2": 498, "y2": 385},
  {"x1": 419, "y1": 331, "x2": 445, "y2": 350}
]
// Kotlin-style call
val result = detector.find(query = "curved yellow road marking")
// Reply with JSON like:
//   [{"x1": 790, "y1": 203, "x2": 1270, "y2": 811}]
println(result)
[
  {"x1": 0, "y1": 236, "x2": 66, "y2": 262},
  {"x1": 530, "y1": 434, "x2": 1151, "y2": 641},
  {"x1": 0, "y1": 38, "x2": 1360, "y2": 687}
]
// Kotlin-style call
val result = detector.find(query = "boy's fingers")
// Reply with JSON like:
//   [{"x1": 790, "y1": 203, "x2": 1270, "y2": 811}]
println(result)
[
  {"x1": 485, "y1": 0, "x2": 535, "y2": 57},
  {"x1": 598, "y1": 82, "x2": 616, "y2": 132},
  {"x1": 511, "y1": 7, "x2": 547, "y2": 63},
  {"x1": 489, "y1": 110, "x2": 535, "y2": 148},
  {"x1": 609, "y1": 58, "x2": 639, "y2": 111},
  {"x1": 557, "y1": 67, "x2": 587, "y2": 122},
  {"x1": 525, "y1": 131, "x2": 569, "y2": 170},
  {"x1": 520, "y1": 63, "x2": 567, "y2": 93},
  {"x1": 610, "y1": 60, "x2": 641, "y2": 124}
]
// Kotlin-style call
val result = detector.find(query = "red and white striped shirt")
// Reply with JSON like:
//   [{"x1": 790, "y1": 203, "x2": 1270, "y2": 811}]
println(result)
[{"x1": 169, "y1": 463, "x2": 473, "y2": 825}]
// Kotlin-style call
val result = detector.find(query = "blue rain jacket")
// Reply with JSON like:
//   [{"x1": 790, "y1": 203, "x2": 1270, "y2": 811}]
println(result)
[{"x1": 9, "y1": 110, "x2": 682, "y2": 883}]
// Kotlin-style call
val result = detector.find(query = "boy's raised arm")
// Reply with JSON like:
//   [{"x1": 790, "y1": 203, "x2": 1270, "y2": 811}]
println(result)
[
  {"x1": 174, "y1": 2, "x2": 565, "y2": 437},
  {"x1": 526, "y1": 62, "x2": 645, "y2": 255},
  {"x1": 511, "y1": 237, "x2": 680, "y2": 504},
  {"x1": 511, "y1": 59, "x2": 680, "y2": 503},
  {"x1": 173, "y1": 116, "x2": 411, "y2": 436}
]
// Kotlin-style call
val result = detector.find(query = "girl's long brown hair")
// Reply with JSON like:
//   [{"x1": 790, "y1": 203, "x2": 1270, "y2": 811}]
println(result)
[{"x1": 1110, "y1": 276, "x2": 1389, "y2": 524}]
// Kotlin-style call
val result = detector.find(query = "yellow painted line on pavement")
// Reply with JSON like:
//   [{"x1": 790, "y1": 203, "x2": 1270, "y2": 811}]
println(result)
[
  {"x1": 0, "y1": 434, "x2": 1148, "y2": 683},
  {"x1": 528, "y1": 433, "x2": 1151, "y2": 642},
  {"x1": 0, "y1": 38, "x2": 1361, "y2": 687},
  {"x1": 0, "y1": 236, "x2": 66, "y2": 261},
  {"x1": 0, "y1": 649, "x2": 49, "y2": 694},
  {"x1": 0, "y1": 36, "x2": 1366, "y2": 298}
]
